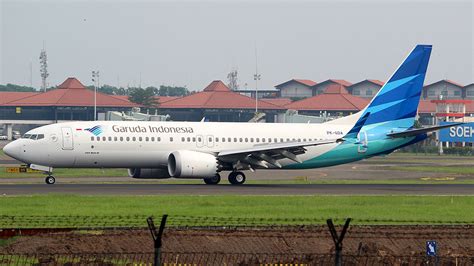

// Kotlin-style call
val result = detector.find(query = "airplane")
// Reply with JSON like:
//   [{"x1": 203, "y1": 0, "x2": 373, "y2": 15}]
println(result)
[{"x1": 3, "y1": 44, "x2": 460, "y2": 185}]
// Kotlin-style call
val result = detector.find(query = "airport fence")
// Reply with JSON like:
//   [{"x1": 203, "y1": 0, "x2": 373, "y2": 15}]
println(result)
[
  {"x1": 1, "y1": 215, "x2": 473, "y2": 229},
  {"x1": 0, "y1": 253, "x2": 472, "y2": 266}
]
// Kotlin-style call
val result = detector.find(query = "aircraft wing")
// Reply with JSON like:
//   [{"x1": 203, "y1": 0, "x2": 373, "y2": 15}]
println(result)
[
  {"x1": 217, "y1": 139, "x2": 342, "y2": 169},
  {"x1": 386, "y1": 123, "x2": 463, "y2": 138}
]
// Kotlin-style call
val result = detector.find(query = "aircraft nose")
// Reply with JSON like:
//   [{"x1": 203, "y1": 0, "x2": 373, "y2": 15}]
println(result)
[{"x1": 3, "y1": 141, "x2": 21, "y2": 160}]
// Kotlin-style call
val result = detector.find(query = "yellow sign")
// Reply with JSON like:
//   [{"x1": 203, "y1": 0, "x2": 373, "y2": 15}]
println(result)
[
  {"x1": 6, "y1": 167, "x2": 41, "y2": 173},
  {"x1": 15, "y1": 107, "x2": 22, "y2": 114}
]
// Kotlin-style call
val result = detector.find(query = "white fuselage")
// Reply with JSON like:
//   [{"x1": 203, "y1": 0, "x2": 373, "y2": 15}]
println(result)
[{"x1": 6, "y1": 121, "x2": 353, "y2": 169}]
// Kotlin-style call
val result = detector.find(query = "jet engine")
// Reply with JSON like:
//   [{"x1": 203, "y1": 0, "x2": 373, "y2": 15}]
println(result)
[
  {"x1": 168, "y1": 150, "x2": 218, "y2": 178},
  {"x1": 127, "y1": 168, "x2": 171, "y2": 179}
]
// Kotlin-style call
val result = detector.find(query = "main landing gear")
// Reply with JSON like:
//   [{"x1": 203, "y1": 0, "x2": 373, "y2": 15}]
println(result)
[
  {"x1": 45, "y1": 175, "x2": 56, "y2": 185},
  {"x1": 203, "y1": 171, "x2": 247, "y2": 185},
  {"x1": 228, "y1": 171, "x2": 246, "y2": 185},
  {"x1": 203, "y1": 174, "x2": 221, "y2": 185}
]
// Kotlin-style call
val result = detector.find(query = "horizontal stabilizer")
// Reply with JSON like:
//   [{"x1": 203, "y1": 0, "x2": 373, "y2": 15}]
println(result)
[{"x1": 387, "y1": 123, "x2": 463, "y2": 138}]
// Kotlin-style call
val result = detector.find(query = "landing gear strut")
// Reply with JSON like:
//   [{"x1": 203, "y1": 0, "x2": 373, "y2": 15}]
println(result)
[
  {"x1": 228, "y1": 171, "x2": 246, "y2": 185},
  {"x1": 45, "y1": 175, "x2": 56, "y2": 185},
  {"x1": 203, "y1": 174, "x2": 221, "y2": 185}
]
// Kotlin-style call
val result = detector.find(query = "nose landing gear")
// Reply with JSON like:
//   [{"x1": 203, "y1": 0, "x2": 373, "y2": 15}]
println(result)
[{"x1": 45, "y1": 175, "x2": 56, "y2": 185}]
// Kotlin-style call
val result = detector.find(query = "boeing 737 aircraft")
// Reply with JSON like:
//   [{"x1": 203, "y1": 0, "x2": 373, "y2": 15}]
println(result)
[{"x1": 3, "y1": 45, "x2": 459, "y2": 185}]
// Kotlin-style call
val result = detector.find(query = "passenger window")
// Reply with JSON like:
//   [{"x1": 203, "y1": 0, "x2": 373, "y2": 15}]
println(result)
[
  {"x1": 158, "y1": 137, "x2": 161, "y2": 141},
  {"x1": 120, "y1": 137, "x2": 123, "y2": 141},
  {"x1": 234, "y1": 138, "x2": 237, "y2": 142},
  {"x1": 256, "y1": 138, "x2": 259, "y2": 143},
  {"x1": 108, "y1": 137, "x2": 112, "y2": 141},
  {"x1": 97, "y1": 137, "x2": 100, "y2": 141},
  {"x1": 91, "y1": 137, "x2": 94, "y2": 141},
  {"x1": 187, "y1": 137, "x2": 191, "y2": 142},
  {"x1": 139, "y1": 137, "x2": 142, "y2": 141},
  {"x1": 209, "y1": 137, "x2": 212, "y2": 142},
  {"x1": 239, "y1": 138, "x2": 243, "y2": 142},
  {"x1": 126, "y1": 137, "x2": 130, "y2": 141},
  {"x1": 298, "y1": 138, "x2": 301, "y2": 142},
  {"x1": 192, "y1": 137, "x2": 196, "y2": 142},
  {"x1": 170, "y1": 137, "x2": 173, "y2": 142},
  {"x1": 145, "y1": 137, "x2": 149, "y2": 142},
  {"x1": 215, "y1": 137, "x2": 219, "y2": 142},
  {"x1": 181, "y1": 137, "x2": 185, "y2": 142},
  {"x1": 228, "y1": 137, "x2": 231, "y2": 142},
  {"x1": 222, "y1": 138, "x2": 225, "y2": 142},
  {"x1": 151, "y1": 137, "x2": 155, "y2": 141},
  {"x1": 132, "y1": 137, "x2": 136, "y2": 141},
  {"x1": 114, "y1": 137, "x2": 118, "y2": 141},
  {"x1": 102, "y1": 137, "x2": 106, "y2": 141},
  {"x1": 250, "y1": 138, "x2": 254, "y2": 143},
  {"x1": 198, "y1": 137, "x2": 201, "y2": 142}
]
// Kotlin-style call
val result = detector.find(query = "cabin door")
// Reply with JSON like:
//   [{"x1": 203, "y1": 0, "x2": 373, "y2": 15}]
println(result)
[{"x1": 61, "y1": 127, "x2": 74, "y2": 150}]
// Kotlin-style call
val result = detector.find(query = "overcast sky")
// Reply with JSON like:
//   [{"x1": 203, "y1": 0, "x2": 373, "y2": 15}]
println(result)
[{"x1": 1, "y1": 0, "x2": 472, "y2": 91}]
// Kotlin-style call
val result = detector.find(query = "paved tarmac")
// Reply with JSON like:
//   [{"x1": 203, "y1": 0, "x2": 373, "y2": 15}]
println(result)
[{"x1": 0, "y1": 183, "x2": 473, "y2": 195}]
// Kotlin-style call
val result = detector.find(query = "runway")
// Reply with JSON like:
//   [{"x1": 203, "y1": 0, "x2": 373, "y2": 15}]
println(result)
[{"x1": 1, "y1": 183, "x2": 473, "y2": 195}]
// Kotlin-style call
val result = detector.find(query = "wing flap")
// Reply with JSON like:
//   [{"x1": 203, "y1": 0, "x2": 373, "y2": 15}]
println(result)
[{"x1": 217, "y1": 139, "x2": 342, "y2": 169}]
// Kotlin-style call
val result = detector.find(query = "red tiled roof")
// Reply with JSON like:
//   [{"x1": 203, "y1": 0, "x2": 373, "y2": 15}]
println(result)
[
  {"x1": 261, "y1": 98, "x2": 293, "y2": 107},
  {"x1": 203, "y1": 80, "x2": 231, "y2": 92},
  {"x1": 327, "y1": 79, "x2": 352, "y2": 87},
  {"x1": 424, "y1": 79, "x2": 464, "y2": 89},
  {"x1": 0, "y1": 92, "x2": 39, "y2": 105},
  {"x1": 293, "y1": 79, "x2": 317, "y2": 87},
  {"x1": 324, "y1": 84, "x2": 349, "y2": 94},
  {"x1": 57, "y1": 78, "x2": 87, "y2": 89},
  {"x1": 4, "y1": 77, "x2": 138, "y2": 107},
  {"x1": 285, "y1": 93, "x2": 369, "y2": 111},
  {"x1": 161, "y1": 80, "x2": 283, "y2": 110},
  {"x1": 275, "y1": 79, "x2": 317, "y2": 88},
  {"x1": 367, "y1": 79, "x2": 385, "y2": 86}
]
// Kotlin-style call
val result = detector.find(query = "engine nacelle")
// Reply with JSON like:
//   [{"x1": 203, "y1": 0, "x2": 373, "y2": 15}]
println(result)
[
  {"x1": 128, "y1": 168, "x2": 171, "y2": 179},
  {"x1": 168, "y1": 150, "x2": 218, "y2": 178}
]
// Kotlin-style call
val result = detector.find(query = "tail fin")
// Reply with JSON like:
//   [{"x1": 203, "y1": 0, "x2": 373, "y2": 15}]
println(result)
[{"x1": 355, "y1": 45, "x2": 432, "y2": 130}]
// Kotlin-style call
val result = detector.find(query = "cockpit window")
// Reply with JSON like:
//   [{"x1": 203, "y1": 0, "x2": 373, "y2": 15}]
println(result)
[
  {"x1": 22, "y1": 134, "x2": 31, "y2": 139},
  {"x1": 30, "y1": 134, "x2": 38, "y2": 139},
  {"x1": 37, "y1": 134, "x2": 44, "y2": 140}
]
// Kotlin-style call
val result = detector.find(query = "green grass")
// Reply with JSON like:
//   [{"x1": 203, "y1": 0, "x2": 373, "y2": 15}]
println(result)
[
  {"x1": 0, "y1": 195, "x2": 473, "y2": 227},
  {"x1": 388, "y1": 166, "x2": 474, "y2": 174}
]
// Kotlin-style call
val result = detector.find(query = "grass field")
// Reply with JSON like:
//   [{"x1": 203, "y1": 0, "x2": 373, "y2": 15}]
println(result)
[{"x1": 0, "y1": 195, "x2": 473, "y2": 227}]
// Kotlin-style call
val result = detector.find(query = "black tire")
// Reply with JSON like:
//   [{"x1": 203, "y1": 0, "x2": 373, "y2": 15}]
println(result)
[
  {"x1": 45, "y1": 176, "x2": 55, "y2": 185},
  {"x1": 228, "y1": 171, "x2": 246, "y2": 185},
  {"x1": 204, "y1": 174, "x2": 221, "y2": 185}
]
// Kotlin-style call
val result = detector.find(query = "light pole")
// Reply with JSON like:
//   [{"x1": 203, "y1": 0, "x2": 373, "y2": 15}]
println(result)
[
  {"x1": 254, "y1": 46, "x2": 261, "y2": 114},
  {"x1": 92, "y1": 70, "x2": 100, "y2": 121}
]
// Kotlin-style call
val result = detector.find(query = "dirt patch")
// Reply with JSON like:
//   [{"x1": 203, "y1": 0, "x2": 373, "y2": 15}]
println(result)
[{"x1": 0, "y1": 225, "x2": 473, "y2": 257}]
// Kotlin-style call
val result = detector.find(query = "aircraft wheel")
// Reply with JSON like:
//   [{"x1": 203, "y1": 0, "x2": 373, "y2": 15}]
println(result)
[
  {"x1": 45, "y1": 175, "x2": 56, "y2": 185},
  {"x1": 204, "y1": 174, "x2": 221, "y2": 185},
  {"x1": 228, "y1": 171, "x2": 246, "y2": 185}
]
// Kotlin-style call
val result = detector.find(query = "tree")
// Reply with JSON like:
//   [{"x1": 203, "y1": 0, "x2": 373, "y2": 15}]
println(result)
[
  {"x1": 158, "y1": 85, "x2": 189, "y2": 96},
  {"x1": 0, "y1": 84, "x2": 37, "y2": 92},
  {"x1": 128, "y1": 87, "x2": 159, "y2": 108}
]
